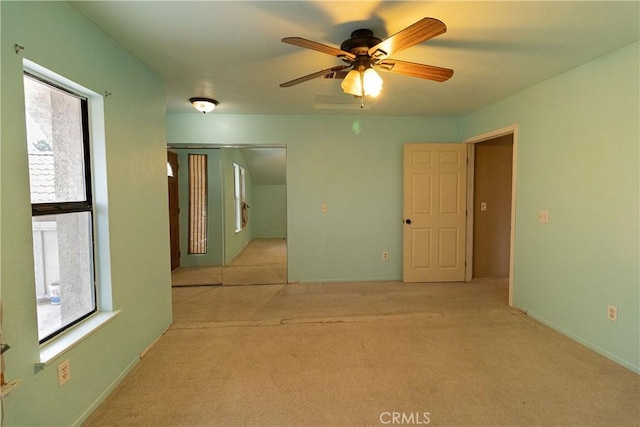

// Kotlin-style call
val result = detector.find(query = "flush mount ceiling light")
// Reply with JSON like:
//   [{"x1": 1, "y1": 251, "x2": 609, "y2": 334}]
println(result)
[{"x1": 189, "y1": 97, "x2": 218, "y2": 113}]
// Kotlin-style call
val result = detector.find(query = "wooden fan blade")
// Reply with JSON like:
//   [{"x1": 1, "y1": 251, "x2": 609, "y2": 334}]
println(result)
[
  {"x1": 327, "y1": 70, "x2": 349, "y2": 80},
  {"x1": 368, "y1": 18, "x2": 446, "y2": 59},
  {"x1": 280, "y1": 65, "x2": 351, "y2": 87},
  {"x1": 376, "y1": 59, "x2": 453, "y2": 82},
  {"x1": 282, "y1": 37, "x2": 356, "y2": 60}
]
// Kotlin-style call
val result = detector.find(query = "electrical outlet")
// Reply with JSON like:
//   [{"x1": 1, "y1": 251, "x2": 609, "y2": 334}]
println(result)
[
  {"x1": 607, "y1": 305, "x2": 618, "y2": 322},
  {"x1": 382, "y1": 251, "x2": 389, "y2": 260},
  {"x1": 57, "y1": 359, "x2": 70, "y2": 387}
]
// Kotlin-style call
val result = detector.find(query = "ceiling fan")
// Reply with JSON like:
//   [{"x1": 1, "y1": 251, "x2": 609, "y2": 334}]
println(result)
[{"x1": 279, "y1": 17, "x2": 454, "y2": 103}]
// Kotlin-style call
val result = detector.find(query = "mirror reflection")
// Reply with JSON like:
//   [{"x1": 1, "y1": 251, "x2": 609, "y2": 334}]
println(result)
[{"x1": 167, "y1": 146, "x2": 287, "y2": 286}]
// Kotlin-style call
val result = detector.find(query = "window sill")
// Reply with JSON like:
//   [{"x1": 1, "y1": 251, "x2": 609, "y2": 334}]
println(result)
[
  {"x1": 1, "y1": 379, "x2": 23, "y2": 398},
  {"x1": 36, "y1": 310, "x2": 121, "y2": 366}
]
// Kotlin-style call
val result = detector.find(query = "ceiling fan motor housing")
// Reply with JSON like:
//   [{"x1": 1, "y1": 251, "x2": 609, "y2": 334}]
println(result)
[{"x1": 340, "y1": 29, "x2": 382, "y2": 55}]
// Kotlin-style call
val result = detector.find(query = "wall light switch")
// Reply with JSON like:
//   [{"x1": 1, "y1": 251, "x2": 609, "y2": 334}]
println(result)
[
  {"x1": 538, "y1": 210, "x2": 550, "y2": 224},
  {"x1": 321, "y1": 203, "x2": 328, "y2": 213}
]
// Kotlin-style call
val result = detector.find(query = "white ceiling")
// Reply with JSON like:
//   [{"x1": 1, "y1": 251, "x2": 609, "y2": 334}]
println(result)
[{"x1": 72, "y1": 1, "x2": 639, "y2": 117}]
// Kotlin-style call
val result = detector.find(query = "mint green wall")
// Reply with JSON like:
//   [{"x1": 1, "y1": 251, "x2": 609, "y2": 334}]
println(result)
[
  {"x1": 253, "y1": 185, "x2": 287, "y2": 238},
  {"x1": 461, "y1": 42, "x2": 639, "y2": 372},
  {"x1": 1, "y1": 2, "x2": 172, "y2": 425},
  {"x1": 167, "y1": 43, "x2": 639, "y2": 372},
  {"x1": 1, "y1": 4, "x2": 635, "y2": 426},
  {"x1": 177, "y1": 149, "x2": 224, "y2": 267},
  {"x1": 221, "y1": 148, "x2": 254, "y2": 263},
  {"x1": 167, "y1": 115, "x2": 460, "y2": 281}
]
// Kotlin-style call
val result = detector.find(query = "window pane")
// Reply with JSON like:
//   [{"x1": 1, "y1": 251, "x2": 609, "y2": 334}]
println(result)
[
  {"x1": 33, "y1": 212, "x2": 96, "y2": 342},
  {"x1": 24, "y1": 75, "x2": 87, "y2": 204},
  {"x1": 234, "y1": 164, "x2": 246, "y2": 232},
  {"x1": 188, "y1": 154, "x2": 208, "y2": 254}
]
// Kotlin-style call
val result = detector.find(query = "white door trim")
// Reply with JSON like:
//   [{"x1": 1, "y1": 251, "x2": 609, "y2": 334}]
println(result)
[{"x1": 463, "y1": 125, "x2": 518, "y2": 307}]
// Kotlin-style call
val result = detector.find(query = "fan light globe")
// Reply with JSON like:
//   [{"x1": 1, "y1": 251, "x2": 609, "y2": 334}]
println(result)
[
  {"x1": 341, "y1": 70, "x2": 362, "y2": 96},
  {"x1": 189, "y1": 97, "x2": 218, "y2": 113},
  {"x1": 341, "y1": 69, "x2": 382, "y2": 97},
  {"x1": 363, "y1": 68, "x2": 382, "y2": 97}
]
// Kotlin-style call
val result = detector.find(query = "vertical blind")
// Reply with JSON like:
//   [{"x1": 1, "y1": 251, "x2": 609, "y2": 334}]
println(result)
[{"x1": 188, "y1": 154, "x2": 208, "y2": 254}]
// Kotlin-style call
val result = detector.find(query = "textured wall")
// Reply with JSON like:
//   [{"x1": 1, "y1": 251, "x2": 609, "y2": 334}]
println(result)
[
  {"x1": 1, "y1": 2, "x2": 172, "y2": 425},
  {"x1": 167, "y1": 114, "x2": 460, "y2": 282},
  {"x1": 461, "y1": 42, "x2": 640, "y2": 372}
]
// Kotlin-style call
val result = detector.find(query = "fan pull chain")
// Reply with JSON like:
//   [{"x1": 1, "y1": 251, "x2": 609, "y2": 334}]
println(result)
[{"x1": 360, "y1": 70, "x2": 365, "y2": 109}]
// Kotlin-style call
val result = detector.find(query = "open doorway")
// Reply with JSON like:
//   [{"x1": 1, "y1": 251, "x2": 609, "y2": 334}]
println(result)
[
  {"x1": 465, "y1": 126, "x2": 518, "y2": 306},
  {"x1": 167, "y1": 146, "x2": 287, "y2": 286},
  {"x1": 472, "y1": 135, "x2": 513, "y2": 278},
  {"x1": 167, "y1": 151, "x2": 180, "y2": 271}
]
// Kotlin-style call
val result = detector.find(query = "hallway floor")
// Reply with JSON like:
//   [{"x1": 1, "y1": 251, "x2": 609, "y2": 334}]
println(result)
[
  {"x1": 171, "y1": 238, "x2": 287, "y2": 286},
  {"x1": 84, "y1": 278, "x2": 639, "y2": 426}
]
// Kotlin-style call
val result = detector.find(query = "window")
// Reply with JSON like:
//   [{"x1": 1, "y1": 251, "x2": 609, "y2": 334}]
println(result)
[
  {"x1": 188, "y1": 154, "x2": 208, "y2": 254},
  {"x1": 233, "y1": 163, "x2": 247, "y2": 232},
  {"x1": 24, "y1": 72, "x2": 97, "y2": 343}
]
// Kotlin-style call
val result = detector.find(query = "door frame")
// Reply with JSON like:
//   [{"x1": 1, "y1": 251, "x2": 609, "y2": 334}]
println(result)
[
  {"x1": 463, "y1": 125, "x2": 518, "y2": 307},
  {"x1": 167, "y1": 150, "x2": 180, "y2": 271},
  {"x1": 166, "y1": 144, "x2": 288, "y2": 282}
]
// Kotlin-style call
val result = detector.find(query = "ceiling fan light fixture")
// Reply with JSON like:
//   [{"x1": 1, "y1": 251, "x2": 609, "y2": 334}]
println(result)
[
  {"x1": 341, "y1": 68, "x2": 382, "y2": 97},
  {"x1": 281, "y1": 17, "x2": 453, "y2": 98},
  {"x1": 189, "y1": 97, "x2": 218, "y2": 113},
  {"x1": 363, "y1": 68, "x2": 382, "y2": 97},
  {"x1": 341, "y1": 69, "x2": 362, "y2": 96}
]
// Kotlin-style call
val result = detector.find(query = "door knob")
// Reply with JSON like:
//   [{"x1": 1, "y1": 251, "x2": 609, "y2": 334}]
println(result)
[{"x1": 405, "y1": 219, "x2": 412, "y2": 224}]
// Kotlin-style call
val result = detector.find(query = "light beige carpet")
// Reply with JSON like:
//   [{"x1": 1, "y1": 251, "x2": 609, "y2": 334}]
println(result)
[
  {"x1": 171, "y1": 266, "x2": 222, "y2": 286},
  {"x1": 84, "y1": 278, "x2": 640, "y2": 427},
  {"x1": 223, "y1": 238, "x2": 287, "y2": 285},
  {"x1": 230, "y1": 237, "x2": 286, "y2": 266},
  {"x1": 171, "y1": 238, "x2": 287, "y2": 287}
]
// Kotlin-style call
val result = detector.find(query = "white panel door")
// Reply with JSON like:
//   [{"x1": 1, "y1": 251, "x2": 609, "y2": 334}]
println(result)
[{"x1": 403, "y1": 144, "x2": 467, "y2": 282}]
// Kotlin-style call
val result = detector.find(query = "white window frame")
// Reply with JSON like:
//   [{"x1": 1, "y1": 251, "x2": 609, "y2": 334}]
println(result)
[
  {"x1": 25, "y1": 71, "x2": 98, "y2": 344},
  {"x1": 233, "y1": 163, "x2": 246, "y2": 233},
  {"x1": 24, "y1": 59, "x2": 119, "y2": 366}
]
